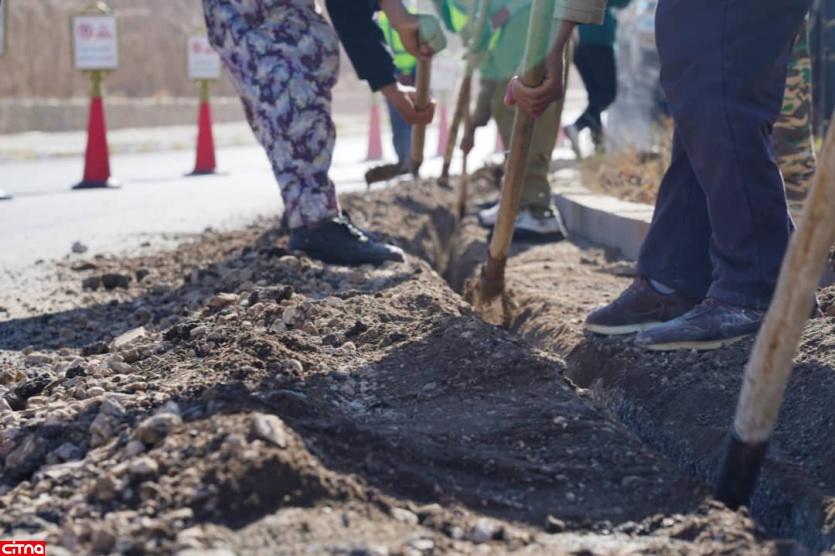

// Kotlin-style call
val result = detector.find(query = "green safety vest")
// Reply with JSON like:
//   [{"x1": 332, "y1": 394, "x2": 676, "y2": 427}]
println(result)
[
  {"x1": 439, "y1": 0, "x2": 518, "y2": 52},
  {"x1": 378, "y1": 13, "x2": 418, "y2": 77},
  {"x1": 446, "y1": 0, "x2": 469, "y2": 32}
]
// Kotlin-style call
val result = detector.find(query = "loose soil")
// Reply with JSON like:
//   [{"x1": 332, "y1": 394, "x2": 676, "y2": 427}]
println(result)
[
  {"x1": 420, "y1": 175, "x2": 835, "y2": 553},
  {"x1": 0, "y1": 174, "x2": 815, "y2": 554}
]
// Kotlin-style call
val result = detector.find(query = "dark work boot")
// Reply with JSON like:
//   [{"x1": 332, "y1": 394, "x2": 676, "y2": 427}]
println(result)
[
  {"x1": 585, "y1": 276, "x2": 697, "y2": 335},
  {"x1": 635, "y1": 298, "x2": 765, "y2": 352},
  {"x1": 289, "y1": 216, "x2": 404, "y2": 266}
]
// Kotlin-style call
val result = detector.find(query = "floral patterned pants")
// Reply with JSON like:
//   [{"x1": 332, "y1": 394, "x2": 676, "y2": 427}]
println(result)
[{"x1": 203, "y1": 0, "x2": 341, "y2": 228}]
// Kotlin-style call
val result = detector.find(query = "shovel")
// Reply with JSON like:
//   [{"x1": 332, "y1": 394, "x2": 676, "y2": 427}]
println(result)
[
  {"x1": 474, "y1": 0, "x2": 556, "y2": 306},
  {"x1": 716, "y1": 113, "x2": 835, "y2": 509},
  {"x1": 410, "y1": 58, "x2": 433, "y2": 177},
  {"x1": 440, "y1": 0, "x2": 490, "y2": 183}
]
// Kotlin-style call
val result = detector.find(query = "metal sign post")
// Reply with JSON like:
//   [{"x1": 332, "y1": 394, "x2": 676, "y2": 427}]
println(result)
[
  {"x1": 71, "y1": 1, "x2": 120, "y2": 190},
  {"x1": 0, "y1": 0, "x2": 10, "y2": 200},
  {"x1": 0, "y1": 0, "x2": 8, "y2": 58}
]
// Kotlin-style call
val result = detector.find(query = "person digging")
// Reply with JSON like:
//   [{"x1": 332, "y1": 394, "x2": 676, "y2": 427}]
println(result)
[
  {"x1": 365, "y1": 10, "x2": 419, "y2": 186},
  {"x1": 507, "y1": 0, "x2": 814, "y2": 351},
  {"x1": 446, "y1": 0, "x2": 568, "y2": 241},
  {"x1": 203, "y1": 0, "x2": 446, "y2": 266}
]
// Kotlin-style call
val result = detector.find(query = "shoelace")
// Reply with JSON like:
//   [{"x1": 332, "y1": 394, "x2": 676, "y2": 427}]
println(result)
[
  {"x1": 333, "y1": 216, "x2": 367, "y2": 241},
  {"x1": 684, "y1": 298, "x2": 760, "y2": 322}
]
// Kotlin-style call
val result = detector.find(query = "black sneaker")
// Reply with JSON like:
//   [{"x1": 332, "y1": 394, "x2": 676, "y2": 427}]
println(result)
[
  {"x1": 635, "y1": 298, "x2": 764, "y2": 352},
  {"x1": 585, "y1": 276, "x2": 697, "y2": 335},
  {"x1": 289, "y1": 216, "x2": 404, "y2": 266}
]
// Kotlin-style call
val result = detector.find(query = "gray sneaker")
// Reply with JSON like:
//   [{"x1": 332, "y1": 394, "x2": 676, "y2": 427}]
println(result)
[
  {"x1": 635, "y1": 298, "x2": 764, "y2": 352},
  {"x1": 585, "y1": 276, "x2": 697, "y2": 335}
]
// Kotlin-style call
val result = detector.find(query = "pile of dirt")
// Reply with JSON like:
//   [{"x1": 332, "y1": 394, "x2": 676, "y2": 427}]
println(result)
[{"x1": 0, "y1": 180, "x2": 794, "y2": 554}]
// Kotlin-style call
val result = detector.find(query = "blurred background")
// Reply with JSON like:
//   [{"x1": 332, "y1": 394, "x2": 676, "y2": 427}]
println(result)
[{"x1": 0, "y1": 0, "x2": 460, "y2": 134}]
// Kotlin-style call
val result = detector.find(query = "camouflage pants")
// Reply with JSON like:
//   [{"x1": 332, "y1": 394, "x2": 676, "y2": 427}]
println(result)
[
  {"x1": 774, "y1": 21, "x2": 817, "y2": 202},
  {"x1": 203, "y1": 0, "x2": 341, "y2": 229}
]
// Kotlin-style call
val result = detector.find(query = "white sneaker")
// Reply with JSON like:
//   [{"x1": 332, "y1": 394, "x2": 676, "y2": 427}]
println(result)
[
  {"x1": 514, "y1": 207, "x2": 568, "y2": 241},
  {"x1": 478, "y1": 203, "x2": 501, "y2": 227},
  {"x1": 479, "y1": 204, "x2": 567, "y2": 241},
  {"x1": 564, "y1": 124, "x2": 582, "y2": 160}
]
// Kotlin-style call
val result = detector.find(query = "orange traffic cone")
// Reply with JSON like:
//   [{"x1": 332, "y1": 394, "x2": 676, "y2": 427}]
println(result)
[
  {"x1": 435, "y1": 102, "x2": 449, "y2": 158},
  {"x1": 366, "y1": 95, "x2": 383, "y2": 161},
  {"x1": 74, "y1": 72, "x2": 119, "y2": 189},
  {"x1": 190, "y1": 81, "x2": 217, "y2": 175}
]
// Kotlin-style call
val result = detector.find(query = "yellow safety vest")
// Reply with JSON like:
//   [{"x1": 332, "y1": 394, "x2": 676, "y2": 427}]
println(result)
[{"x1": 378, "y1": 13, "x2": 418, "y2": 77}]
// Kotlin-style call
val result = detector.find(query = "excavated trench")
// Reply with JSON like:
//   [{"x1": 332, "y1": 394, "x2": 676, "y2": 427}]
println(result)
[{"x1": 343, "y1": 169, "x2": 835, "y2": 553}]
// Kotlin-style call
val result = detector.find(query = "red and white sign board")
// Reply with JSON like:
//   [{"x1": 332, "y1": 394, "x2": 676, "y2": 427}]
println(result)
[
  {"x1": 188, "y1": 36, "x2": 222, "y2": 80},
  {"x1": 0, "y1": 0, "x2": 7, "y2": 58},
  {"x1": 72, "y1": 15, "x2": 119, "y2": 70},
  {"x1": 432, "y1": 55, "x2": 459, "y2": 93}
]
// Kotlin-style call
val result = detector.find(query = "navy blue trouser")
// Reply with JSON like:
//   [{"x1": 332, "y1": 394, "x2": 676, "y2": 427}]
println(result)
[
  {"x1": 573, "y1": 44, "x2": 617, "y2": 139},
  {"x1": 386, "y1": 99, "x2": 412, "y2": 166},
  {"x1": 637, "y1": 0, "x2": 813, "y2": 310}
]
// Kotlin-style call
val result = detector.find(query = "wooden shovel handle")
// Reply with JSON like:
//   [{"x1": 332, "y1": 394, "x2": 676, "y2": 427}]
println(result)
[
  {"x1": 487, "y1": 0, "x2": 556, "y2": 261},
  {"x1": 717, "y1": 112, "x2": 835, "y2": 508},
  {"x1": 734, "y1": 113, "x2": 835, "y2": 444},
  {"x1": 442, "y1": 0, "x2": 491, "y2": 176},
  {"x1": 442, "y1": 74, "x2": 472, "y2": 178},
  {"x1": 410, "y1": 58, "x2": 432, "y2": 174}
]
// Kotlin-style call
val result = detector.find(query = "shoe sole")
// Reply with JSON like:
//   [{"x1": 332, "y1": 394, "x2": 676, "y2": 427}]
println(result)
[
  {"x1": 638, "y1": 334, "x2": 750, "y2": 352},
  {"x1": 485, "y1": 228, "x2": 567, "y2": 243},
  {"x1": 289, "y1": 247, "x2": 403, "y2": 266},
  {"x1": 584, "y1": 322, "x2": 663, "y2": 335},
  {"x1": 513, "y1": 229, "x2": 566, "y2": 243}
]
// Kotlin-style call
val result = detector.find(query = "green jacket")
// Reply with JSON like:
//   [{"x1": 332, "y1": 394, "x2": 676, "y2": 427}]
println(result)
[
  {"x1": 480, "y1": 3, "x2": 536, "y2": 80},
  {"x1": 433, "y1": 0, "x2": 538, "y2": 80},
  {"x1": 578, "y1": 0, "x2": 630, "y2": 47}
]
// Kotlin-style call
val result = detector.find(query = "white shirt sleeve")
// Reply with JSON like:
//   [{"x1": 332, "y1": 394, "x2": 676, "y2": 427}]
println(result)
[{"x1": 555, "y1": 0, "x2": 606, "y2": 25}]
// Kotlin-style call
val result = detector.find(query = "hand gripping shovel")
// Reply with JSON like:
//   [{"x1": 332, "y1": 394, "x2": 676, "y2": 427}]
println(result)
[
  {"x1": 440, "y1": 0, "x2": 490, "y2": 185},
  {"x1": 474, "y1": 0, "x2": 556, "y2": 310},
  {"x1": 716, "y1": 113, "x2": 835, "y2": 509},
  {"x1": 410, "y1": 58, "x2": 433, "y2": 177}
]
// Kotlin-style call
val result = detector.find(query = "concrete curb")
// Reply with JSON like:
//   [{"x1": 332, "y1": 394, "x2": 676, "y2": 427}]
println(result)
[
  {"x1": 551, "y1": 169, "x2": 835, "y2": 287},
  {"x1": 551, "y1": 169, "x2": 653, "y2": 261}
]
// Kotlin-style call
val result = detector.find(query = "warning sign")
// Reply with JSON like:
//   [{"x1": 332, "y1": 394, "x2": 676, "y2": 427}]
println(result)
[
  {"x1": 72, "y1": 15, "x2": 119, "y2": 70},
  {"x1": 0, "y1": 0, "x2": 7, "y2": 58},
  {"x1": 187, "y1": 36, "x2": 222, "y2": 81}
]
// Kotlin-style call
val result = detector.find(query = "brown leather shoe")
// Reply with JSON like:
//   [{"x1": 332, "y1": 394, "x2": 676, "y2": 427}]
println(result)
[{"x1": 585, "y1": 276, "x2": 697, "y2": 335}]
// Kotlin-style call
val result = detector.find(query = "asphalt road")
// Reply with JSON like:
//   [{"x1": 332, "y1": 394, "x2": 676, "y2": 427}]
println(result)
[
  {"x1": 0, "y1": 88, "x2": 591, "y2": 320},
  {"x1": 0, "y1": 123, "x2": 507, "y2": 273}
]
